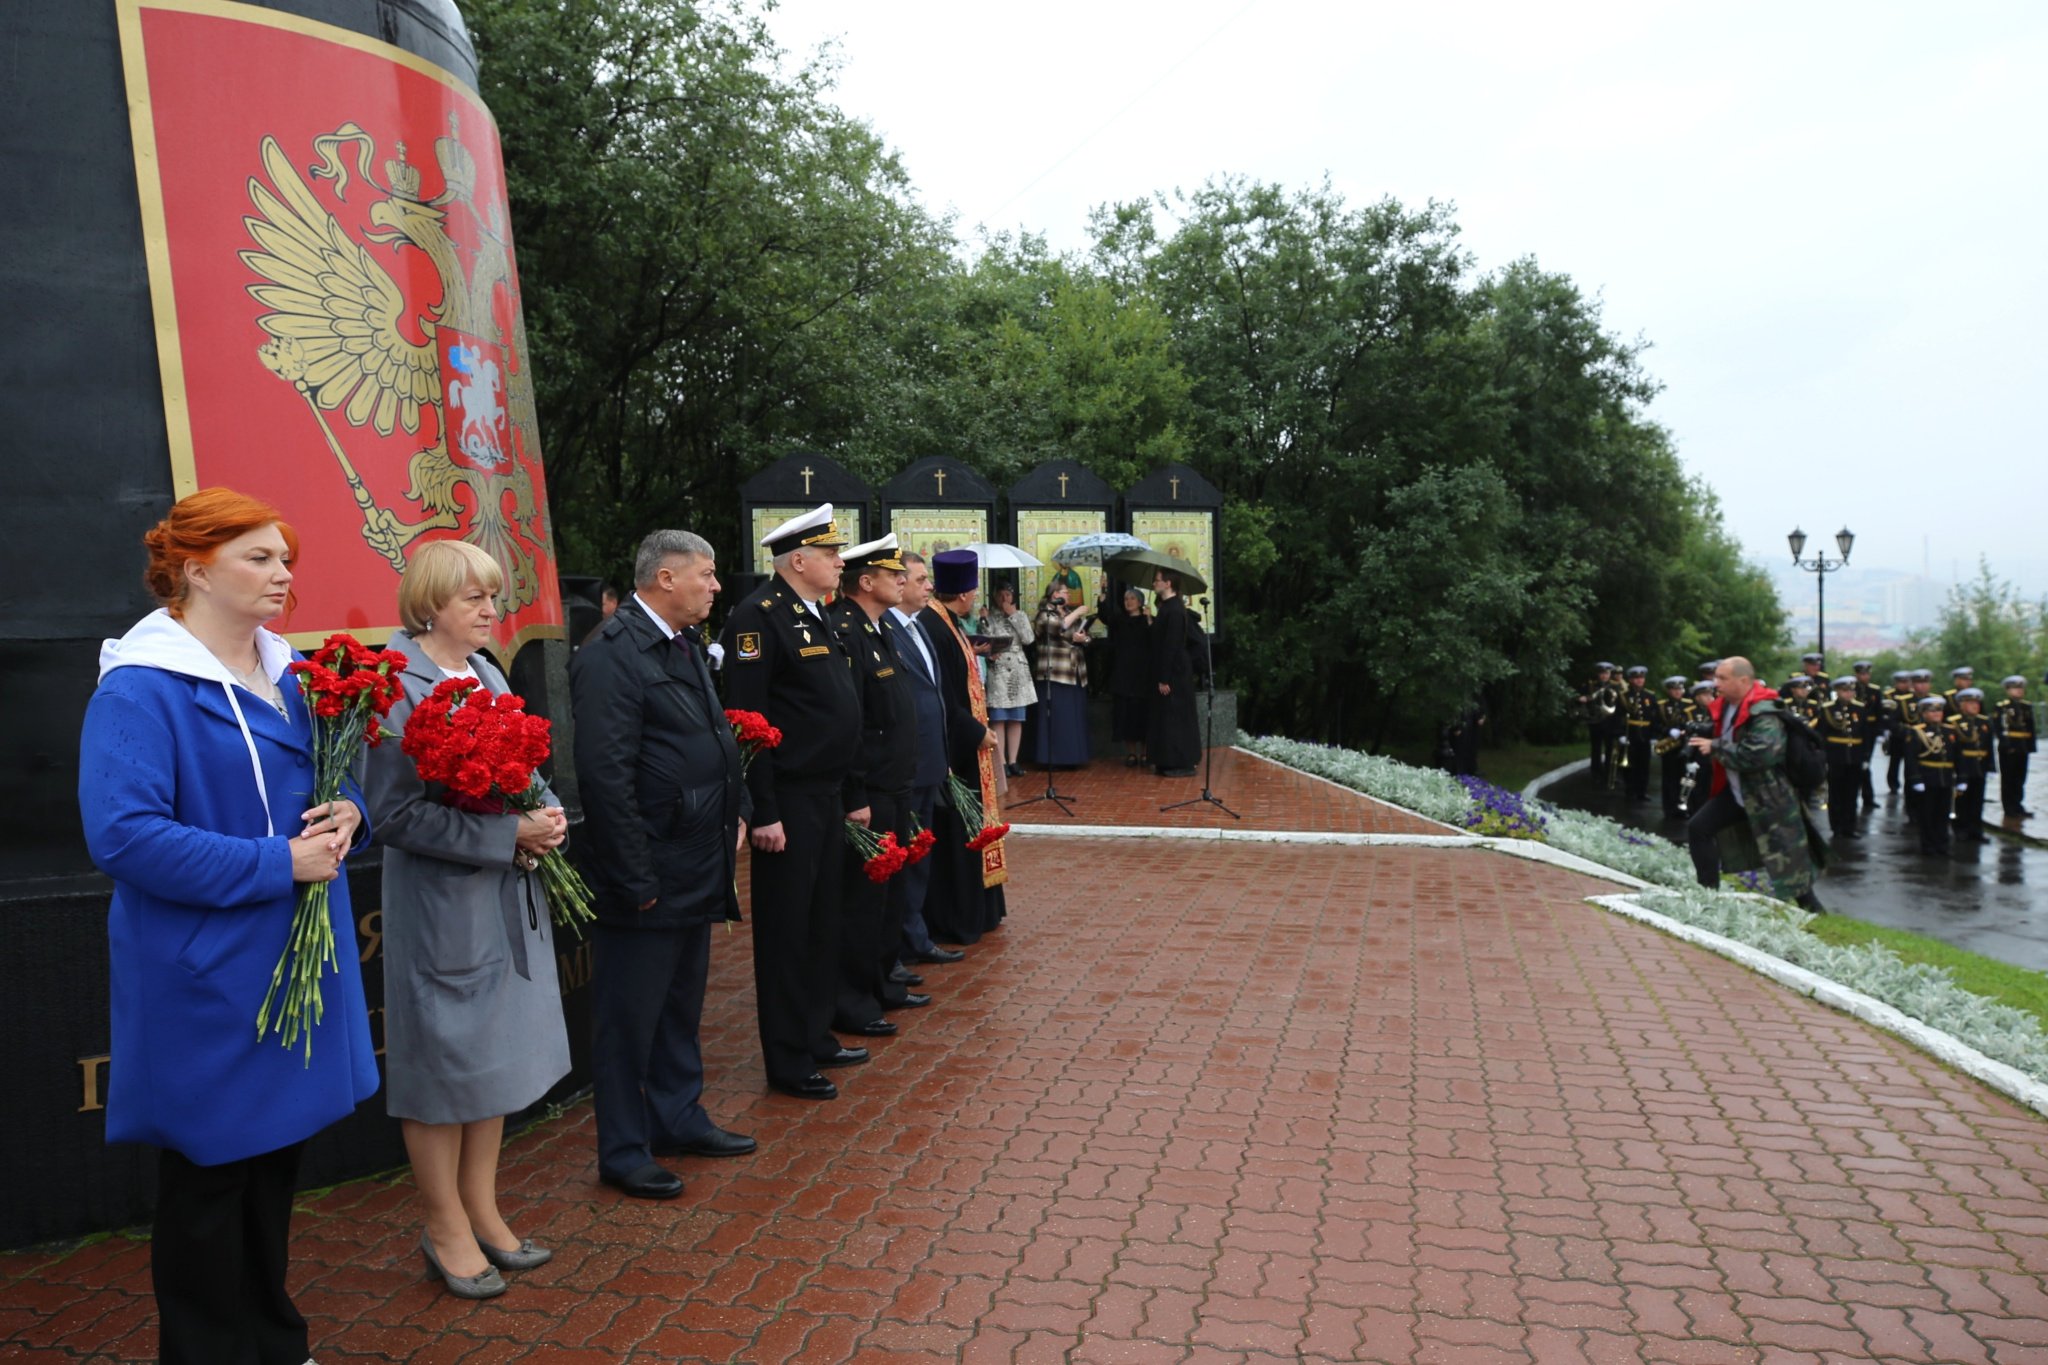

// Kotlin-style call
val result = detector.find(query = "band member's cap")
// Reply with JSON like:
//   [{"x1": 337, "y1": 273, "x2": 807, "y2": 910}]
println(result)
[
  {"x1": 1833, "y1": 676, "x2": 1857, "y2": 690},
  {"x1": 1853, "y1": 660, "x2": 1873, "y2": 671},
  {"x1": 1801, "y1": 652, "x2": 1825, "y2": 665},
  {"x1": 842, "y1": 533, "x2": 904, "y2": 572},
  {"x1": 1911, "y1": 668, "x2": 1933, "y2": 682},
  {"x1": 1891, "y1": 670, "x2": 1910, "y2": 683},
  {"x1": 1699, "y1": 659, "x2": 1720, "y2": 676},
  {"x1": 1783, "y1": 676, "x2": 1811, "y2": 690},
  {"x1": 1917, "y1": 695, "x2": 1947, "y2": 710},
  {"x1": 1596, "y1": 660, "x2": 1616, "y2": 672},
  {"x1": 1662, "y1": 675, "x2": 1686, "y2": 689},
  {"x1": 1625, "y1": 664, "x2": 1648, "y2": 677},
  {"x1": 1951, "y1": 665, "x2": 1974, "y2": 678},
  {"x1": 1691, "y1": 681, "x2": 1715, "y2": 696},
  {"x1": 759, "y1": 503, "x2": 849, "y2": 556},
  {"x1": 1954, "y1": 687, "x2": 1984, "y2": 702},
  {"x1": 2003, "y1": 675, "x2": 2028, "y2": 688}
]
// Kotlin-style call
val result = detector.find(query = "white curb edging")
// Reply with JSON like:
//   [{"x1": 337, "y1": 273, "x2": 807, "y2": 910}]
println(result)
[
  {"x1": 1589, "y1": 892, "x2": 2048, "y2": 1119},
  {"x1": 1524, "y1": 757, "x2": 1590, "y2": 802}
]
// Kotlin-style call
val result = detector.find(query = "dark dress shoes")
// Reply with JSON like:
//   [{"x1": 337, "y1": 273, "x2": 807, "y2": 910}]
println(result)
[
  {"x1": 908, "y1": 946, "x2": 964, "y2": 964},
  {"x1": 889, "y1": 967, "x2": 924, "y2": 987},
  {"x1": 599, "y1": 1163, "x2": 685, "y2": 1200},
  {"x1": 816, "y1": 1045, "x2": 869, "y2": 1068},
  {"x1": 882, "y1": 992, "x2": 932, "y2": 1011},
  {"x1": 844, "y1": 1019, "x2": 898, "y2": 1037},
  {"x1": 657, "y1": 1127, "x2": 757, "y2": 1159},
  {"x1": 769, "y1": 1073, "x2": 839, "y2": 1100}
]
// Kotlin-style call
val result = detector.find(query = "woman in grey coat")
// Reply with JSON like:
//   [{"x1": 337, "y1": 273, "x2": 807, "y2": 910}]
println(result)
[{"x1": 365, "y1": 540, "x2": 571, "y2": 1299}]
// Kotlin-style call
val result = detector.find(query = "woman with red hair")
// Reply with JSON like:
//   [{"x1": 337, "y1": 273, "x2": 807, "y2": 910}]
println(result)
[{"x1": 79, "y1": 487, "x2": 379, "y2": 1365}]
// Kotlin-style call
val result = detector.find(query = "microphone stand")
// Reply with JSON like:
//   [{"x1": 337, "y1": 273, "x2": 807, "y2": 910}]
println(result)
[
  {"x1": 1161, "y1": 595, "x2": 1240, "y2": 819},
  {"x1": 1009, "y1": 610, "x2": 1079, "y2": 818}
]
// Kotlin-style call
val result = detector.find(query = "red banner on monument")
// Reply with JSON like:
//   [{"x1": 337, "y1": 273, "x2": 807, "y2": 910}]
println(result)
[{"x1": 118, "y1": 0, "x2": 563, "y2": 655}]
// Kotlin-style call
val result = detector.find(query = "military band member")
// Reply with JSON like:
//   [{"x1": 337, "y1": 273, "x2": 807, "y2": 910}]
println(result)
[
  {"x1": 1685, "y1": 681, "x2": 1717, "y2": 814},
  {"x1": 1945, "y1": 665, "x2": 1974, "y2": 703},
  {"x1": 1819, "y1": 677, "x2": 1865, "y2": 841},
  {"x1": 1697, "y1": 659, "x2": 1721, "y2": 684},
  {"x1": 1620, "y1": 665, "x2": 1655, "y2": 801},
  {"x1": 1850, "y1": 661, "x2": 1880, "y2": 809},
  {"x1": 1655, "y1": 676, "x2": 1696, "y2": 818},
  {"x1": 719, "y1": 504, "x2": 866, "y2": 1101},
  {"x1": 1883, "y1": 669, "x2": 1913, "y2": 791},
  {"x1": 1577, "y1": 662, "x2": 1623, "y2": 782},
  {"x1": 1780, "y1": 675, "x2": 1819, "y2": 727},
  {"x1": 1996, "y1": 675, "x2": 2036, "y2": 819},
  {"x1": 1903, "y1": 695, "x2": 1958, "y2": 855},
  {"x1": 1798, "y1": 652, "x2": 1826, "y2": 692},
  {"x1": 1950, "y1": 688, "x2": 1996, "y2": 843},
  {"x1": 825, "y1": 535, "x2": 931, "y2": 1040}
]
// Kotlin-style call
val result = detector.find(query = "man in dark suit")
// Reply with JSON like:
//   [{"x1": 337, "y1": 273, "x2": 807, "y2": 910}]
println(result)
[
  {"x1": 571, "y1": 529, "x2": 754, "y2": 1200},
  {"x1": 891, "y1": 552, "x2": 961, "y2": 967}
]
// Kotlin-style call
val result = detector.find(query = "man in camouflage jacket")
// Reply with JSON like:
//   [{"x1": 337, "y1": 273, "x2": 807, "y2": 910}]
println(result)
[{"x1": 1685, "y1": 657, "x2": 1829, "y2": 911}]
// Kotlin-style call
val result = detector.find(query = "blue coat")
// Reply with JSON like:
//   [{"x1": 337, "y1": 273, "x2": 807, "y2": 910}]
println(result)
[{"x1": 79, "y1": 658, "x2": 379, "y2": 1165}]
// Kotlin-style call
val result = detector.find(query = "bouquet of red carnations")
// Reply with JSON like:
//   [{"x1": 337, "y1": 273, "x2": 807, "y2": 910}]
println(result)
[
  {"x1": 400, "y1": 676, "x2": 596, "y2": 937},
  {"x1": 725, "y1": 708, "x2": 782, "y2": 773},
  {"x1": 902, "y1": 814, "x2": 937, "y2": 867},
  {"x1": 845, "y1": 821, "x2": 909, "y2": 882},
  {"x1": 945, "y1": 774, "x2": 1011, "y2": 852},
  {"x1": 257, "y1": 633, "x2": 407, "y2": 1063}
]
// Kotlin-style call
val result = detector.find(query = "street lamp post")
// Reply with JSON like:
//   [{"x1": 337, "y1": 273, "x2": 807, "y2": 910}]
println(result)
[{"x1": 1789, "y1": 526, "x2": 1855, "y2": 657}]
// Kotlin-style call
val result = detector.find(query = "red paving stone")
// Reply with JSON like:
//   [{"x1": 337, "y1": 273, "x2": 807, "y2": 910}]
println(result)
[
  {"x1": 7, "y1": 755, "x2": 2048, "y2": 1362},
  {"x1": 1002, "y1": 747, "x2": 1449, "y2": 835}
]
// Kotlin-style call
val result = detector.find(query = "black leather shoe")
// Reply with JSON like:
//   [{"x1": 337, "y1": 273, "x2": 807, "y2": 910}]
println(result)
[
  {"x1": 908, "y1": 946, "x2": 964, "y2": 964},
  {"x1": 816, "y1": 1045, "x2": 869, "y2": 1068},
  {"x1": 657, "y1": 1127, "x2": 757, "y2": 1159},
  {"x1": 889, "y1": 967, "x2": 924, "y2": 986},
  {"x1": 769, "y1": 1073, "x2": 838, "y2": 1100},
  {"x1": 600, "y1": 1163, "x2": 685, "y2": 1200},
  {"x1": 883, "y1": 992, "x2": 932, "y2": 1011},
  {"x1": 843, "y1": 1018, "x2": 897, "y2": 1037}
]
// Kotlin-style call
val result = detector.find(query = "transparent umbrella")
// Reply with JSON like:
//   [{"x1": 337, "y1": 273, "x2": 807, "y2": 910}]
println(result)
[
  {"x1": 953, "y1": 542, "x2": 1042, "y2": 570},
  {"x1": 1051, "y1": 531, "x2": 1149, "y2": 566}
]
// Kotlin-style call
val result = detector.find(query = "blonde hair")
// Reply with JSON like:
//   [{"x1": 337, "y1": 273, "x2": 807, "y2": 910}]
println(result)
[{"x1": 399, "y1": 540, "x2": 503, "y2": 633}]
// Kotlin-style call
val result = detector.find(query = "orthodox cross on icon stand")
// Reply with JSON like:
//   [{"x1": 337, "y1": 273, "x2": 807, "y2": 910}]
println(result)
[
  {"x1": 933, "y1": 468, "x2": 946, "y2": 495},
  {"x1": 1169, "y1": 475, "x2": 1180, "y2": 500},
  {"x1": 1057, "y1": 472, "x2": 1070, "y2": 497},
  {"x1": 800, "y1": 465, "x2": 815, "y2": 494}
]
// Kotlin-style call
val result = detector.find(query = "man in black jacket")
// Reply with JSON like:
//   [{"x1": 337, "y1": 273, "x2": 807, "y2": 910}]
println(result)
[{"x1": 571, "y1": 529, "x2": 754, "y2": 1200}]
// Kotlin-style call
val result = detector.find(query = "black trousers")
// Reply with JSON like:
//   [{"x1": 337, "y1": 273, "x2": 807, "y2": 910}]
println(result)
[
  {"x1": 899, "y1": 784, "x2": 941, "y2": 954},
  {"x1": 836, "y1": 788, "x2": 910, "y2": 1027},
  {"x1": 153, "y1": 1142, "x2": 308, "y2": 1365},
  {"x1": 1955, "y1": 767, "x2": 1988, "y2": 840},
  {"x1": 1857, "y1": 739, "x2": 1878, "y2": 806},
  {"x1": 1916, "y1": 780, "x2": 1954, "y2": 853},
  {"x1": 1825, "y1": 752, "x2": 1861, "y2": 838},
  {"x1": 1587, "y1": 726, "x2": 1612, "y2": 780},
  {"x1": 1661, "y1": 752, "x2": 1686, "y2": 815},
  {"x1": 2003, "y1": 750, "x2": 2032, "y2": 814},
  {"x1": 1624, "y1": 732, "x2": 1652, "y2": 798},
  {"x1": 590, "y1": 920, "x2": 712, "y2": 1180},
  {"x1": 750, "y1": 785, "x2": 844, "y2": 1082},
  {"x1": 1686, "y1": 789, "x2": 1748, "y2": 889},
  {"x1": 1886, "y1": 741, "x2": 1903, "y2": 791}
]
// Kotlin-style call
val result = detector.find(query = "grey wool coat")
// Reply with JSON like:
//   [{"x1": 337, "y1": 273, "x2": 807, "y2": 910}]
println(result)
[{"x1": 364, "y1": 631, "x2": 571, "y2": 1125}]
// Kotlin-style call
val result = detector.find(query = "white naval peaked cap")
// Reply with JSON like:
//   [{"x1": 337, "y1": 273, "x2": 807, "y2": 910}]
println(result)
[
  {"x1": 759, "y1": 503, "x2": 848, "y2": 555},
  {"x1": 842, "y1": 532, "x2": 904, "y2": 570}
]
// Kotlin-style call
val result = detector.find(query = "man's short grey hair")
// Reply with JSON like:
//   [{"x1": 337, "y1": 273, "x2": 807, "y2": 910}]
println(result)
[
  {"x1": 900, "y1": 550, "x2": 927, "y2": 568},
  {"x1": 771, "y1": 548, "x2": 797, "y2": 571},
  {"x1": 634, "y1": 529, "x2": 714, "y2": 587}
]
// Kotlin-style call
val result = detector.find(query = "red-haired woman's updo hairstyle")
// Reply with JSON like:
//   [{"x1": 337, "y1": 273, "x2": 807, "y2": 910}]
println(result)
[{"x1": 142, "y1": 487, "x2": 299, "y2": 619}]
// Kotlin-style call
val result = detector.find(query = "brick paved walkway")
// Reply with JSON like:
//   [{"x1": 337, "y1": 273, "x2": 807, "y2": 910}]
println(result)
[{"x1": 8, "y1": 753, "x2": 2048, "y2": 1362}]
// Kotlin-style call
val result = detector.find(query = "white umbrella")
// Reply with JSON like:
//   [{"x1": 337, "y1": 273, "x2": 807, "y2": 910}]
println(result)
[
  {"x1": 1051, "y1": 531, "x2": 1149, "y2": 565},
  {"x1": 954, "y1": 541, "x2": 1042, "y2": 570}
]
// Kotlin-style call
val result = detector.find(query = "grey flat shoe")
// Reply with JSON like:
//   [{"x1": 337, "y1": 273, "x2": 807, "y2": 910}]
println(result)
[
  {"x1": 420, "y1": 1231, "x2": 508, "y2": 1299},
  {"x1": 479, "y1": 1238, "x2": 553, "y2": 1272}
]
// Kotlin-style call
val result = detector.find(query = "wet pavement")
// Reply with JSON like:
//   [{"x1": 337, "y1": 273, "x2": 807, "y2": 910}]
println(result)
[{"x1": 1541, "y1": 757, "x2": 2048, "y2": 972}]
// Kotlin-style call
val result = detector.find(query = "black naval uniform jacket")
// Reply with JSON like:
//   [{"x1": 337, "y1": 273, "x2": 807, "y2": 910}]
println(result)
[
  {"x1": 1903, "y1": 719, "x2": 1959, "y2": 794},
  {"x1": 826, "y1": 599, "x2": 919, "y2": 808},
  {"x1": 1951, "y1": 712, "x2": 1997, "y2": 787},
  {"x1": 1997, "y1": 696, "x2": 2037, "y2": 757},
  {"x1": 719, "y1": 577, "x2": 863, "y2": 827}
]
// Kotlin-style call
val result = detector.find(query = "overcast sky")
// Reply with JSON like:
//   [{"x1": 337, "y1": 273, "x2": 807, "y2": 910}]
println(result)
[{"x1": 763, "y1": 0, "x2": 2046, "y2": 593}]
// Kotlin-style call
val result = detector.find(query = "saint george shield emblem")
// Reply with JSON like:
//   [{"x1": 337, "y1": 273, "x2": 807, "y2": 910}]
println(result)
[{"x1": 441, "y1": 331, "x2": 510, "y2": 473}]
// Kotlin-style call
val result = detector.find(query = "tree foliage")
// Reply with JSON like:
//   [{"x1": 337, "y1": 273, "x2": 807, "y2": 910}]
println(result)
[{"x1": 469, "y1": 0, "x2": 1786, "y2": 747}]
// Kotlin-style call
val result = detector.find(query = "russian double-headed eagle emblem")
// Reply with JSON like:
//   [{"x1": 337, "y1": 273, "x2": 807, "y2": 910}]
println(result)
[{"x1": 240, "y1": 114, "x2": 550, "y2": 612}]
